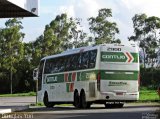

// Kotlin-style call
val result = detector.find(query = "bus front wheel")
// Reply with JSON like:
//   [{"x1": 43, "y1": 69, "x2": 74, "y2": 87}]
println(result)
[{"x1": 43, "y1": 92, "x2": 54, "y2": 108}]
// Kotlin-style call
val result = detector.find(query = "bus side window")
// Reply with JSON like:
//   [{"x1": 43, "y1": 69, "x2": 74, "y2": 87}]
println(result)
[
  {"x1": 70, "y1": 53, "x2": 80, "y2": 71},
  {"x1": 53, "y1": 58, "x2": 59, "y2": 73},
  {"x1": 89, "y1": 50, "x2": 97, "y2": 68},
  {"x1": 65, "y1": 55, "x2": 72, "y2": 71},
  {"x1": 78, "y1": 53, "x2": 82, "y2": 69},
  {"x1": 81, "y1": 51, "x2": 89, "y2": 69},
  {"x1": 44, "y1": 58, "x2": 55, "y2": 74},
  {"x1": 57, "y1": 57, "x2": 65, "y2": 72},
  {"x1": 50, "y1": 59, "x2": 56, "y2": 73},
  {"x1": 44, "y1": 60, "x2": 49, "y2": 74}
]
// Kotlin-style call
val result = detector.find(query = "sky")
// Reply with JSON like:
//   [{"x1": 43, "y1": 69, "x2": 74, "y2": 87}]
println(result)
[{"x1": 1, "y1": 0, "x2": 160, "y2": 45}]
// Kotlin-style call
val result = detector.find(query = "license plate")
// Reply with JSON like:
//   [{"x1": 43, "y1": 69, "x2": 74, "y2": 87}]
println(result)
[{"x1": 116, "y1": 92, "x2": 124, "y2": 95}]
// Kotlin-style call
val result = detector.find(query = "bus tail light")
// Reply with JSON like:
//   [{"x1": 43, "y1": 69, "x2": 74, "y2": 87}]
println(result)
[{"x1": 97, "y1": 71, "x2": 101, "y2": 91}]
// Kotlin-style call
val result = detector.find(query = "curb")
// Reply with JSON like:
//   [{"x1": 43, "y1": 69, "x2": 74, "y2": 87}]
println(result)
[
  {"x1": 0, "y1": 109, "x2": 11, "y2": 114},
  {"x1": 0, "y1": 105, "x2": 29, "y2": 114}
]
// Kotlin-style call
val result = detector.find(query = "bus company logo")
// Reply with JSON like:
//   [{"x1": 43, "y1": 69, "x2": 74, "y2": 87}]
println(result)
[
  {"x1": 102, "y1": 55, "x2": 125, "y2": 60},
  {"x1": 108, "y1": 81, "x2": 127, "y2": 86},
  {"x1": 46, "y1": 76, "x2": 57, "y2": 83},
  {"x1": 101, "y1": 52, "x2": 134, "y2": 63}
]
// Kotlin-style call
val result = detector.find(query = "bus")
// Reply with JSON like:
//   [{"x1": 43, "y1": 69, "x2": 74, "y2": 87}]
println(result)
[{"x1": 33, "y1": 44, "x2": 140, "y2": 108}]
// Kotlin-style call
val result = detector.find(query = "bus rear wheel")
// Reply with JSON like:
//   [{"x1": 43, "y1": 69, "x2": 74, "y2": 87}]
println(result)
[
  {"x1": 43, "y1": 92, "x2": 54, "y2": 108},
  {"x1": 73, "y1": 90, "x2": 80, "y2": 108},
  {"x1": 116, "y1": 103, "x2": 124, "y2": 108},
  {"x1": 80, "y1": 90, "x2": 91, "y2": 108}
]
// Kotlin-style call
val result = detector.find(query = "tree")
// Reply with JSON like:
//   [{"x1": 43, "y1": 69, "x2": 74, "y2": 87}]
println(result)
[
  {"x1": 34, "y1": 13, "x2": 87, "y2": 58},
  {"x1": 31, "y1": 35, "x2": 44, "y2": 66},
  {"x1": 49, "y1": 14, "x2": 87, "y2": 50},
  {"x1": 129, "y1": 14, "x2": 160, "y2": 68},
  {"x1": 0, "y1": 18, "x2": 24, "y2": 94},
  {"x1": 88, "y1": 8, "x2": 120, "y2": 45}
]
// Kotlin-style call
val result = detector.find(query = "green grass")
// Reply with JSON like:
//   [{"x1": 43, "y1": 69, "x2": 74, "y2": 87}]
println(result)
[
  {"x1": 139, "y1": 87, "x2": 160, "y2": 102},
  {"x1": 0, "y1": 92, "x2": 36, "y2": 97},
  {"x1": 30, "y1": 102, "x2": 44, "y2": 106}
]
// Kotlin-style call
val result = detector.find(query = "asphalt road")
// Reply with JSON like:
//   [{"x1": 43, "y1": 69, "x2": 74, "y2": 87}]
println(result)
[
  {"x1": 0, "y1": 96, "x2": 159, "y2": 119},
  {"x1": 25, "y1": 104, "x2": 160, "y2": 119}
]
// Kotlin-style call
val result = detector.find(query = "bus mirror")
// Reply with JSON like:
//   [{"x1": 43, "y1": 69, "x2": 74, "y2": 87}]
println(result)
[{"x1": 33, "y1": 68, "x2": 38, "y2": 80}]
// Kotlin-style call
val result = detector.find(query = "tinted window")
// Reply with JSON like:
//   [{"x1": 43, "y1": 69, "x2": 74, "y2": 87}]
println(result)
[
  {"x1": 89, "y1": 50, "x2": 97, "y2": 68},
  {"x1": 57, "y1": 57, "x2": 65, "y2": 72},
  {"x1": 81, "y1": 51, "x2": 90, "y2": 69},
  {"x1": 44, "y1": 49, "x2": 97, "y2": 74},
  {"x1": 44, "y1": 58, "x2": 55, "y2": 74},
  {"x1": 65, "y1": 55, "x2": 72, "y2": 71},
  {"x1": 70, "y1": 53, "x2": 80, "y2": 70}
]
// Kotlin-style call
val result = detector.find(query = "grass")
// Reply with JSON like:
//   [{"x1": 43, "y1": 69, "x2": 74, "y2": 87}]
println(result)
[
  {"x1": 0, "y1": 92, "x2": 36, "y2": 97},
  {"x1": 139, "y1": 87, "x2": 160, "y2": 102},
  {"x1": 30, "y1": 102, "x2": 44, "y2": 106}
]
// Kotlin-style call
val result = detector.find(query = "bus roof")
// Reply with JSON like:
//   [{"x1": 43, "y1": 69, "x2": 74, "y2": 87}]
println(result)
[
  {"x1": 41, "y1": 44, "x2": 138, "y2": 60},
  {"x1": 41, "y1": 45, "x2": 98, "y2": 60}
]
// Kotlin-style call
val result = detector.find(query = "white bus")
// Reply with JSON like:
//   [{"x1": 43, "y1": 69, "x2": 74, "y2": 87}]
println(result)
[{"x1": 33, "y1": 44, "x2": 140, "y2": 108}]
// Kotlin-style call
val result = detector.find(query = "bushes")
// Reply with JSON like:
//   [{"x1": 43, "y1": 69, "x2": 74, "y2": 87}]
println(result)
[
  {"x1": 0, "y1": 60, "x2": 36, "y2": 94},
  {"x1": 140, "y1": 68, "x2": 160, "y2": 89}
]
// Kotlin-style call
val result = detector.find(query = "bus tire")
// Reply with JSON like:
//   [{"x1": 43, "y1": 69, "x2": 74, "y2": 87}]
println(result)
[
  {"x1": 80, "y1": 90, "x2": 90, "y2": 109},
  {"x1": 73, "y1": 90, "x2": 80, "y2": 108},
  {"x1": 104, "y1": 104, "x2": 113, "y2": 108},
  {"x1": 116, "y1": 103, "x2": 124, "y2": 108},
  {"x1": 86, "y1": 103, "x2": 91, "y2": 108},
  {"x1": 43, "y1": 92, "x2": 54, "y2": 108}
]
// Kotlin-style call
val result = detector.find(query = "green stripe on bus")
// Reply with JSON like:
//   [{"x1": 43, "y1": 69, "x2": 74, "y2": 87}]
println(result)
[
  {"x1": 45, "y1": 69, "x2": 139, "y2": 84},
  {"x1": 101, "y1": 70, "x2": 138, "y2": 80},
  {"x1": 46, "y1": 74, "x2": 64, "y2": 83}
]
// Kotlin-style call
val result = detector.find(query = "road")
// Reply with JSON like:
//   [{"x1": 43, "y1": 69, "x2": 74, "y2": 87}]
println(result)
[
  {"x1": 27, "y1": 104, "x2": 160, "y2": 119},
  {"x1": 0, "y1": 96, "x2": 159, "y2": 119}
]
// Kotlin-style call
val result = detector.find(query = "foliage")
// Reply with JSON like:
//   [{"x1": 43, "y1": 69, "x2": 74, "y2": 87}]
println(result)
[
  {"x1": 88, "y1": 8, "x2": 120, "y2": 45},
  {"x1": 129, "y1": 14, "x2": 160, "y2": 68},
  {"x1": 31, "y1": 14, "x2": 88, "y2": 59},
  {"x1": 139, "y1": 88, "x2": 159, "y2": 101},
  {"x1": 140, "y1": 67, "x2": 160, "y2": 89},
  {"x1": 0, "y1": 18, "x2": 24, "y2": 93},
  {"x1": 0, "y1": 92, "x2": 36, "y2": 97}
]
